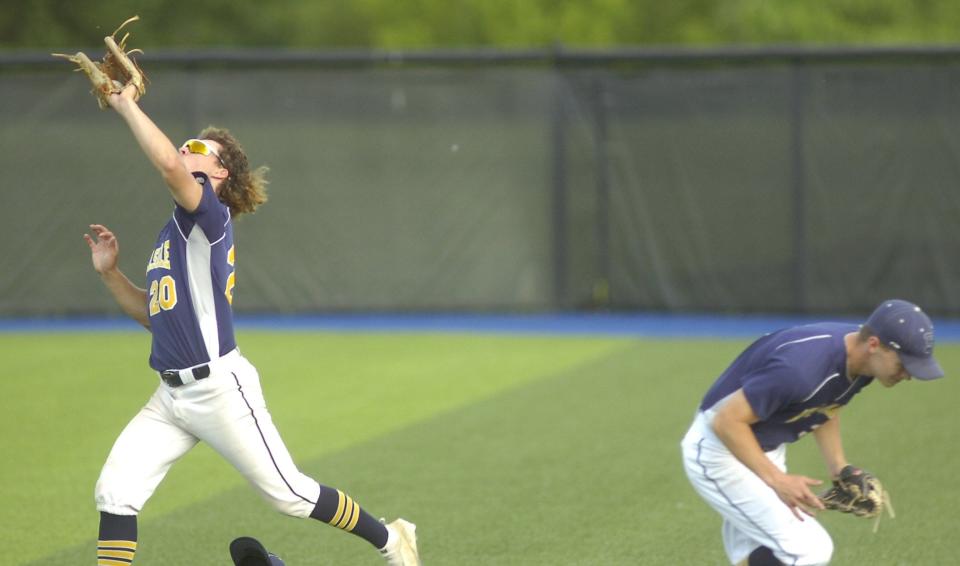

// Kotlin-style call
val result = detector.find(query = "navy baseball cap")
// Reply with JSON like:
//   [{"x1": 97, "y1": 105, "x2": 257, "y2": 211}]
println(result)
[
  {"x1": 865, "y1": 299, "x2": 944, "y2": 380},
  {"x1": 229, "y1": 537, "x2": 285, "y2": 566}
]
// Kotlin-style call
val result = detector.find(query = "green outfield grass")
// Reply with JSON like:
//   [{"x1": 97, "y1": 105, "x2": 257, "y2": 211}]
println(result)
[{"x1": 2, "y1": 331, "x2": 958, "y2": 565}]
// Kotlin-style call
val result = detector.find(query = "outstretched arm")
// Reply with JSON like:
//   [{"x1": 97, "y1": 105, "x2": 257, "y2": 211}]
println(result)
[
  {"x1": 813, "y1": 413, "x2": 848, "y2": 479},
  {"x1": 83, "y1": 224, "x2": 150, "y2": 329},
  {"x1": 107, "y1": 84, "x2": 202, "y2": 212},
  {"x1": 711, "y1": 389, "x2": 826, "y2": 520}
]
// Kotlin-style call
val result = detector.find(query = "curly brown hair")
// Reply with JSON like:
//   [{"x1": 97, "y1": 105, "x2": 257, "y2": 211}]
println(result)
[{"x1": 198, "y1": 126, "x2": 268, "y2": 218}]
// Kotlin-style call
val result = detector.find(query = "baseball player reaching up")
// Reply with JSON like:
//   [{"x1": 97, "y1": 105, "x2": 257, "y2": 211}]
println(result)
[
  {"x1": 84, "y1": 82, "x2": 420, "y2": 565},
  {"x1": 681, "y1": 299, "x2": 944, "y2": 566}
]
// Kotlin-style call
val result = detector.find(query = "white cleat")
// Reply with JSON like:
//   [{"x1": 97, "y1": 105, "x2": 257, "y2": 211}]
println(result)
[{"x1": 380, "y1": 518, "x2": 421, "y2": 566}]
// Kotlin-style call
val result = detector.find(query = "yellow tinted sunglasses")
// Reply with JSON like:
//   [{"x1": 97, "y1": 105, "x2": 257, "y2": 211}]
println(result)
[{"x1": 181, "y1": 139, "x2": 224, "y2": 165}]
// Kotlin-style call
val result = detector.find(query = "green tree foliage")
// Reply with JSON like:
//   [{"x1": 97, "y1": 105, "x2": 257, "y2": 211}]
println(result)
[{"x1": 5, "y1": 0, "x2": 960, "y2": 50}]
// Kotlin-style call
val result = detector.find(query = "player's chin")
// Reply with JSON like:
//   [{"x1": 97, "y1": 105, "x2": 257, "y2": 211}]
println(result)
[{"x1": 878, "y1": 375, "x2": 901, "y2": 388}]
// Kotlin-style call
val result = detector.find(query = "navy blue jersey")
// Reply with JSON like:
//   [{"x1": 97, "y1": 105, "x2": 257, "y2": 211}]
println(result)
[
  {"x1": 699, "y1": 323, "x2": 873, "y2": 451},
  {"x1": 146, "y1": 173, "x2": 237, "y2": 371}
]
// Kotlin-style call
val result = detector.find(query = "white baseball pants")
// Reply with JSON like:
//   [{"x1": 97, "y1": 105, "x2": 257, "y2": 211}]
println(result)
[
  {"x1": 681, "y1": 412, "x2": 833, "y2": 566},
  {"x1": 95, "y1": 349, "x2": 321, "y2": 518}
]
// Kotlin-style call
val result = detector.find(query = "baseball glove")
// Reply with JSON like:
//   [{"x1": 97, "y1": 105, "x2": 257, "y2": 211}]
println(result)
[
  {"x1": 820, "y1": 465, "x2": 895, "y2": 532},
  {"x1": 52, "y1": 16, "x2": 147, "y2": 109}
]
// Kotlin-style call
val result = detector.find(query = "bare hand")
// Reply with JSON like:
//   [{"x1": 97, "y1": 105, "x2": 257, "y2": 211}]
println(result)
[
  {"x1": 106, "y1": 82, "x2": 140, "y2": 110},
  {"x1": 83, "y1": 224, "x2": 120, "y2": 274},
  {"x1": 771, "y1": 473, "x2": 826, "y2": 521}
]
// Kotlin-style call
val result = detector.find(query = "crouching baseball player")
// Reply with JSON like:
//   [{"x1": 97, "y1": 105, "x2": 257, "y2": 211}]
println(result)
[
  {"x1": 681, "y1": 299, "x2": 944, "y2": 565},
  {"x1": 81, "y1": 66, "x2": 419, "y2": 566}
]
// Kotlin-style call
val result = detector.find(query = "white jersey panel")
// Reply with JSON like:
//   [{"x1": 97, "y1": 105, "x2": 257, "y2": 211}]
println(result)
[{"x1": 184, "y1": 221, "x2": 221, "y2": 363}]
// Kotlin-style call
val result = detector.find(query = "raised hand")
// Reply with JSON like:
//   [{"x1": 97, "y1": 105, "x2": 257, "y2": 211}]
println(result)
[
  {"x1": 107, "y1": 82, "x2": 141, "y2": 110},
  {"x1": 83, "y1": 224, "x2": 120, "y2": 274}
]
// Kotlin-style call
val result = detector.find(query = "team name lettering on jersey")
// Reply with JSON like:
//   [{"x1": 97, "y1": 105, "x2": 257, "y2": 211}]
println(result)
[
  {"x1": 146, "y1": 240, "x2": 172, "y2": 272},
  {"x1": 785, "y1": 403, "x2": 842, "y2": 423}
]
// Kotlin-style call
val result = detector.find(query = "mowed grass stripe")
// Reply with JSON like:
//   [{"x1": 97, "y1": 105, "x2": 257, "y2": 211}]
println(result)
[
  {"x1": 2, "y1": 331, "x2": 630, "y2": 563},
  {"x1": 29, "y1": 339, "x2": 743, "y2": 565},
  {"x1": 13, "y1": 335, "x2": 960, "y2": 565}
]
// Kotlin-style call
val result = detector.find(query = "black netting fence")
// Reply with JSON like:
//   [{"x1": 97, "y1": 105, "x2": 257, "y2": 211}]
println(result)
[{"x1": 3, "y1": 47, "x2": 960, "y2": 316}]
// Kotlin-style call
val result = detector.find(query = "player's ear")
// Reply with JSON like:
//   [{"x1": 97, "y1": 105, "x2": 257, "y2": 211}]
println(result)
[{"x1": 211, "y1": 166, "x2": 229, "y2": 181}]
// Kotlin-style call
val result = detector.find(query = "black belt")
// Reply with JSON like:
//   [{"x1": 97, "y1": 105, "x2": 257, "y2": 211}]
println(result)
[{"x1": 160, "y1": 364, "x2": 211, "y2": 387}]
